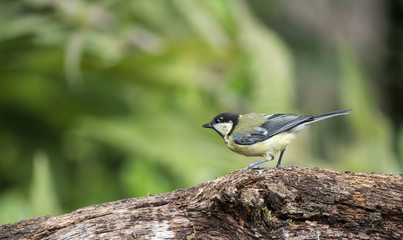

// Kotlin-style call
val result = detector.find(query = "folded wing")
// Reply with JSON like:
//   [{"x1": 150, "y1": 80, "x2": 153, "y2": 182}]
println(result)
[{"x1": 233, "y1": 114, "x2": 313, "y2": 145}]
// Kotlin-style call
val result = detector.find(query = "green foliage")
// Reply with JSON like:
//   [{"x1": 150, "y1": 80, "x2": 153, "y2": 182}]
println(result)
[
  {"x1": 338, "y1": 46, "x2": 399, "y2": 172},
  {"x1": 0, "y1": 0, "x2": 400, "y2": 224},
  {"x1": 30, "y1": 151, "x2": 61, "y2": 217}
]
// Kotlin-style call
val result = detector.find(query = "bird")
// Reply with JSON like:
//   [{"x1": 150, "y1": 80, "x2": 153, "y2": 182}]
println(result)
[{"x1": 202, "y1": 109, "x2": 352, "y2": 169}]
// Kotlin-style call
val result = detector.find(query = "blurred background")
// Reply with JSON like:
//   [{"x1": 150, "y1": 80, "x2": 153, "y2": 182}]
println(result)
[{"x1": 0, "y1": 0, "x2": 402, "y2": 224}]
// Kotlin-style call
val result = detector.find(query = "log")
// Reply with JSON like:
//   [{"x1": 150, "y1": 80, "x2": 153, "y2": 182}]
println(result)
[{"x1": 0, "y1": 167, "x2": 402, "y2": 239}]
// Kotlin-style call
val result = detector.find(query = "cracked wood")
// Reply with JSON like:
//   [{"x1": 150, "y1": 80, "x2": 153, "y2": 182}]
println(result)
[{"x1": 0, "y1": 167, "x2": 402, "y2": 239}]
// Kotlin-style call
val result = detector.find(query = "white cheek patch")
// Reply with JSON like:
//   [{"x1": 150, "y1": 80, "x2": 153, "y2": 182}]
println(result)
[{"x1": 213, "y1": 122, "x2": 233, "y2": 136}]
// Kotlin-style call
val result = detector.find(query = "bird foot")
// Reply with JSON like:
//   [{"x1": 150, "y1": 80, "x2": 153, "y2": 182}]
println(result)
[{"x1": 241, "y1": 159, "x2": 268, "y2": 170}]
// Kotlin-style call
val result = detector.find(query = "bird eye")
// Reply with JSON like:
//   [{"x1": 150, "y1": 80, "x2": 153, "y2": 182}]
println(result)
[{"x1": 214, "y1": 116, "x2": 225, "y2": 124}]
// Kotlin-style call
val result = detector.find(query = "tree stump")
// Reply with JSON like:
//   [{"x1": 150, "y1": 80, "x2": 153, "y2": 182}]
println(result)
[{"x1": 0, "y1": 167, "x2": 402, "y2": 239}]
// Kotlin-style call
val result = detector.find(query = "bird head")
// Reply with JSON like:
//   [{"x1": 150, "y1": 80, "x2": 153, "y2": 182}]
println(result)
[{"x1": 202, "y1": 112, "x2": 240, "y2": 138}]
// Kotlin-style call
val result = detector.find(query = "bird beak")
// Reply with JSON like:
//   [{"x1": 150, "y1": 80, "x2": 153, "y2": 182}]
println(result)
[{"x1": 202, "y1": 122, "x2": 213, "y2": 128}]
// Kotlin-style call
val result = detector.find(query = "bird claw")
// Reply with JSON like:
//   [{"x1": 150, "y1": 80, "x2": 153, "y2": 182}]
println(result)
[{"x1": 241, "y1": 159, "x2": 268, "y2": 170}]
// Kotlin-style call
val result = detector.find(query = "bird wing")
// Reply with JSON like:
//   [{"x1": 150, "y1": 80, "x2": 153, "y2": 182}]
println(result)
[{"x1": 232, "y1": 114, "x2": 313, "y2": 145}]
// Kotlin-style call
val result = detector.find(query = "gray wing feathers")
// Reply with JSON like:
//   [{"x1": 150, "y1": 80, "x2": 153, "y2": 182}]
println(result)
[
  {"x1": 232, "y1": 110, "x2": 351, "y2": 145},
  {"x1": 233, "y1": 134, "x2": 257, "y2": 145},
  {"x1": 263, "y1": 114, "x2": 313, "y2": 137},
  {"x1": 252, "y1": 126, "x2": 268, "y2": 135},
  {"x1": 233, "y1": 114, "x2": 313, "y2": 145},
  {"x1": 312, "y1": 109, "x2": 352, "y2": 122}
]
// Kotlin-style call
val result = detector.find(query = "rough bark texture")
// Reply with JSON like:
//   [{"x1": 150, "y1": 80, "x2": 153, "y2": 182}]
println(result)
[{"x1": 0, "y1": 167, "x2": 402, "y2": 239}]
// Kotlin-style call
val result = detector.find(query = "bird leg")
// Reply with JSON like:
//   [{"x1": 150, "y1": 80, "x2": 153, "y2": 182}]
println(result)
[
  {"x1": 275, "y1": 148, "x2": 286, "y2": 168},
  {"x1": 241, "y1": 153, "x2": 274, "y2": 170},
  {"x1": 241, "y1": 159, "x2": 268, "y2": 170}
]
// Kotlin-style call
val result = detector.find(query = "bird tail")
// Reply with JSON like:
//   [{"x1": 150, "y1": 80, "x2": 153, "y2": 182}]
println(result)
[{"x1": 311, "y1": 109, "x2": 352, "y2": 123}]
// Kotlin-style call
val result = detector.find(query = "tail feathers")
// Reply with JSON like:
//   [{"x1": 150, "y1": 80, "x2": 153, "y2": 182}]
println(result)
[{"x1": 311, "y1": 109, "x2": 352, "y2": 123}]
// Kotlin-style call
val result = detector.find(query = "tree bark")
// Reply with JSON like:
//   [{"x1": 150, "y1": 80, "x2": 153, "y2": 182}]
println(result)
[{"x1": 0, "y1": 167, "x2": 402, "y2": 239}]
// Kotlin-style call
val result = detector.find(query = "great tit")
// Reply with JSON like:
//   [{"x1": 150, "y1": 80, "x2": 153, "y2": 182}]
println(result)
[{"x1": 202, "y1": 109, "x2": 352, "y2": 169}]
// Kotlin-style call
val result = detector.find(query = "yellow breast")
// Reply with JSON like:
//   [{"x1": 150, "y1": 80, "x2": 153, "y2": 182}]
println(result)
[{"x1": 225, "y1": 132, "x2": 296, "y2": 158}]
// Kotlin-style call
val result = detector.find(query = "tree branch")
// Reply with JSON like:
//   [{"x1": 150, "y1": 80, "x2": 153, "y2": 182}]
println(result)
[{"x1": 1, "y1": 167, "x2": 402, "y2": 239}]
